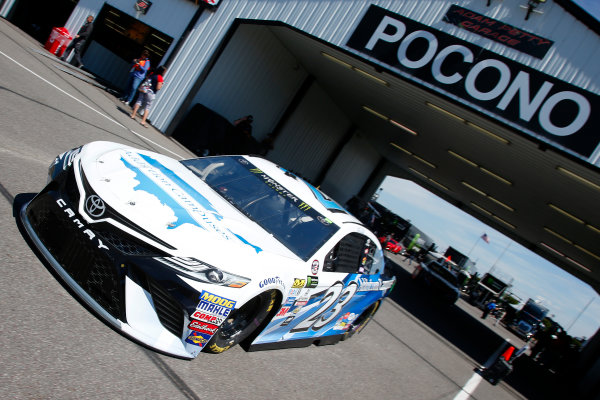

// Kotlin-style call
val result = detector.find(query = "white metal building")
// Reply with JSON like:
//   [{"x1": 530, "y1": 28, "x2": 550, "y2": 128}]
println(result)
[{"x1": 2, "y1": 0, "x2": 600, "y2": 395}]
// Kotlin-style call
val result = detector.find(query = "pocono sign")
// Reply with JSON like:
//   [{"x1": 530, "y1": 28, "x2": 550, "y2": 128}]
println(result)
[{"x1": 347, "y1": 5, "x2": 600, "y2": 158}]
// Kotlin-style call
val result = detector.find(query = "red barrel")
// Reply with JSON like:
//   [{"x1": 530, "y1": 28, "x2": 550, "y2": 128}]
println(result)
[{"x1": 44, "y1": 27, "x2": 72, "y2": 56}]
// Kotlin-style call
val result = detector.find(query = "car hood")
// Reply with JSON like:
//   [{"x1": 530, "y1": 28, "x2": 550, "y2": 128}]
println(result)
[{"x1": 79, "y1": 143, "x2": 299, "y2": 271}]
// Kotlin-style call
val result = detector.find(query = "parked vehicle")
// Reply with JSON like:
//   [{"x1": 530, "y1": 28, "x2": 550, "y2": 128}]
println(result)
[{"x1": 413, "y1": 259, "x2": 461, "y2": 305}]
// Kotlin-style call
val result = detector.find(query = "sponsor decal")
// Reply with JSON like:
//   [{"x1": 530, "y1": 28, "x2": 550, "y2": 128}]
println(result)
[
  {"x1": 199, "y1": 291, "x2": 236, "y2": 309},
  {"x1": 306, "y1": 276, "x2": 318, "y2": 289},
  {"x1": 294, "y1": 297, "x2": 309, "y2": 307},
  {"x1": 292, "y1": 278, "x2": 306, "y2": 288},
  {"x1": 185, "y1": 331, "x2": 211, "y2": 347},
  {"x1": 195, "y1": 301, "x2": 232, "y2": 318},
  {"x1": 276, "y1": 307, "x2": 290, "y2": 317},
  {"x1": 120, "y1": 152, "x2": 263, "y2": 254},
  {"x1": 281, "y1": 316, "x2": 295, "y2": 326},
  {"x1": 191, "y1": 311, "x2": 224, "y2": 325},
  {"x1": 288, "y1": 288, "x2": 302, "y2": 296},
  {"x1": 443, "y1": 5, "x2": 553, "y2": 59},
  {"x1": 194, "y1": 291, "x2": 236, "y2": 318},
  {"x1": 56, "y1": 199, "x2": 109, "y2": 250},
  {"x1": 311, "y1": 260, "x2": 319, "y2": 275},
  {"x1": 259, "y1": 276, "x2": 284, "y2": 288},
  {"x1": 358, "y1": 277, "x2": 382, "y2": 292},
  {"x1": 188, "y1": 320, "x2": 219, "y2": 335},
  {"x1": 333, "y1": 312, "x2": 358, "y2": 331},
  {"x1": 347, "y1": 5, "x2": 600, "y2": 158}
]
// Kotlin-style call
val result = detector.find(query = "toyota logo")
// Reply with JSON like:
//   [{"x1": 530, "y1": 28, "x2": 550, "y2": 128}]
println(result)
[{"x1": 85, "y1": 195, "x2": 106, "y2": 218}]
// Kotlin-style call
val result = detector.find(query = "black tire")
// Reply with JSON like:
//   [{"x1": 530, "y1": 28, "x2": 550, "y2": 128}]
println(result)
[
  {"x1": 341, "y1": 300, "x2": 381, "y2": 341},
  {"x1": 205, "y1": 290, "x2": 276, "y2": 353}
]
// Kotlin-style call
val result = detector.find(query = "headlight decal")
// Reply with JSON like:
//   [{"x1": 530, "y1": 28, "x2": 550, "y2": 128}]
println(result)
[{"x1": 154, "y1": 257, "x2": 250, "y2": 288}]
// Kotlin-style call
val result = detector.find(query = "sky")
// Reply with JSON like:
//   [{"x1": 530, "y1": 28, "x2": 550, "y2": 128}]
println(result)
[
  {"x1": 376, "y1": 177, "x2": 600, "y2": 340},
  {"x1": 573, "y1": 0, "x2": 600, "y2": 21}
]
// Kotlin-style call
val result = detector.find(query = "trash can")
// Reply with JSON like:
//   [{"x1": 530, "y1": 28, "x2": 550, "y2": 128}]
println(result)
[{"x1": 44, "y1": 27, "x2": 72, "y2": 57}]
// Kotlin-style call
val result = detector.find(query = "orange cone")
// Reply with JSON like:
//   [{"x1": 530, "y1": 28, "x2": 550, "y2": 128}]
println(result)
[{"x1": 501, "y1": 345, "x2": 515, "y2": 361}]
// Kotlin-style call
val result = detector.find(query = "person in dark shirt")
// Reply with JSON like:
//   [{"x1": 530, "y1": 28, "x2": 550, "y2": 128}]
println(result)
[{"x1": 60, "y1": 15, "x2": 94, "y2": 68}]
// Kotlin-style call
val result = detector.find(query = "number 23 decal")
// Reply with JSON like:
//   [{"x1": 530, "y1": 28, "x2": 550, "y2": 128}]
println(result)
[{"x1": 291, "y1": 281, "x2": 358, "y2": 332}]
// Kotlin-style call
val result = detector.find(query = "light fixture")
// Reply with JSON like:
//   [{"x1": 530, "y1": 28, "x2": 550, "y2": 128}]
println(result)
[
  {"x1": 493, "y1": 215, "x2": 516, "y2": 229},
  {"x1": 412, "y1": 155, "x2": 436, "y2": 169},
  {"x1": 540, "y1": 242, "x2": 565, "y2": 257},
  {"x1": 448, "y1": 150, "x2": 512, "y2": 185},
  {"x1": 522, "y1": 0, "x2": 546, "y2": 20},
  {"x1": 556, "y1": 166, "x2": 600, "y2": 192},
  {"x1": 408, "y1": 168, "x2": 449, "y2": 191},
  {"x1": 363, "y1": 106, "x2": 418, "y2": 135},
  {"x1": 548, "y1": 203, "x2": 584, "y2": 224},
  {"x1": 462, "y1": 181, "x2": 515, "y2": 211},
  {"x1": 479, "y1": 167, "x2": 512, "y2": 186},
  {"x1": 540, "y1": 243, "x2": 593, "y2": 272},
  {"x1": 466, "y1": 122, "x2": 510, "y2": 145},
  {"x1": 544, "y1": 227, "x2": 573, "y2": 244},
  {"x1": 322, "y1": 52, "x2": 389, "y2": 86},
  {"x1": 426, "y1": 102, "x2": 510, "y2": 144},
  {"x1": 389, "y1": 142, "x2": 412, "y2": 155},
  {"x1": 470, "y1": 202, "x2": 493, "y2": 216},
  {"x1": 448, "y1": 150, "x2": 478, "y2": 168},
  {"x1": 389, "y1": 119, "x2": 418, "y2": 136},
  {"x1": 425, "y1": 102, "x2": 465, "y2": 123},
  {"x1": 574, "y1": 245, "x2": 600, "y2": 262}
]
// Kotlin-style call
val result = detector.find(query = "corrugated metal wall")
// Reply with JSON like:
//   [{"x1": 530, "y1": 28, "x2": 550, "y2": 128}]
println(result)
[
  {"x1": 150, "y1": 0, "x2": 600, "y2": 133},
  {"x1": 188, "y1": 24, "x2": 308, "y2": 142},
  {"x1": 321, "y1": 132, "x2": 382, "y2": 204},
  {"x1": 267, "y1": 82, "x2": 353, "y2": 183}
]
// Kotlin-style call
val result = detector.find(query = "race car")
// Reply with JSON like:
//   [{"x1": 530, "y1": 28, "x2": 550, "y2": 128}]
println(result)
[
  {"x1": 378, "y1": 237, "x2": 403, "y2": 254},
  {"x1": 20, "y1": 141, "x2": 396, "y2": 359}
]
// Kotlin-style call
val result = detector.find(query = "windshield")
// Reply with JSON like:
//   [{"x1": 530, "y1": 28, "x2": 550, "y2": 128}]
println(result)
[{"x1": 181, "y1": 156, "x2": 339, "y2": 261}]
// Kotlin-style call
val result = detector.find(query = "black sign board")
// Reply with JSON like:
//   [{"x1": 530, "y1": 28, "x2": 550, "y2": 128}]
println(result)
[
  {"x1": 347, "y1": 5, "x2": 600, "y2": 159},
  {"x1": 443, "y1": 5, "x2": 553, "y2": 59}
]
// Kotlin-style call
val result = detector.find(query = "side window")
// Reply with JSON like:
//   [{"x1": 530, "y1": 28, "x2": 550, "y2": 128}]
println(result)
[{"x1": 323, "y1": 233, "x2": 376, "y2": 274}]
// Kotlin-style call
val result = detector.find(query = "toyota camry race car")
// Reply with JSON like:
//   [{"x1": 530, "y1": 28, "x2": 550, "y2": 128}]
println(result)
[{"x1": 20, "y1": 141, "x2": 395, "y2": 359}]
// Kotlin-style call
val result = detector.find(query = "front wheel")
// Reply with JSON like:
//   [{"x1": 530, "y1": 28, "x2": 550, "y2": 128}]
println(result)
[{"x1": 205, "y1": 291, "x2": 276, "y2": 353}]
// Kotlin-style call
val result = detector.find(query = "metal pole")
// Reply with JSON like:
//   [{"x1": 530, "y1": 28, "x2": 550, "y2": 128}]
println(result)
[
  {"x1": 567, "y1": 297, "x2": 595, "y2": 332},
  {"x1": 489, "y1": 240, "x2": 512, "y2": 274}
]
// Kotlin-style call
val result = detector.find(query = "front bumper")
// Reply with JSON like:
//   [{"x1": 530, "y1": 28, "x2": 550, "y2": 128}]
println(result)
[{"x1": 20, "y1": 184, "x2": 205, "y2": 359}]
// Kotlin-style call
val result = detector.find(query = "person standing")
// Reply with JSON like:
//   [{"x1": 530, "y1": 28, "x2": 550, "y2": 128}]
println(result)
[
  {"x1": 60, "y1": 15, "x2": 94, "y2": 68},
  {"x1": 481, "y1": 299, "x2": 497, "y2": 319},
  {"x1": 130, "y1": 66, "x2": 166, "y2": 127},
  {"x1": 121, "y1": 50, "x2": 151, "y2": 105}
]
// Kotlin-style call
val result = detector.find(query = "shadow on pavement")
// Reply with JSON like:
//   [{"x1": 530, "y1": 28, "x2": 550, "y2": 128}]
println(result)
[{"x1": 384, "y1": 257, "x2": 572, "y2": 400}]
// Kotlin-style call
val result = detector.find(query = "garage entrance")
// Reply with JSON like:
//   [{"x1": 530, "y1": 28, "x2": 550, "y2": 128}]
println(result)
[{"x1": 5, "y1": 0, "x2": 77, "y2": 43}]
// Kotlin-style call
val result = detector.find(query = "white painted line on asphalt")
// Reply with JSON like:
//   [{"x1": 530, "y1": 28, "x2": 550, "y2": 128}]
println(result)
[
  {"x1": 454, "y1": 373, "x2": 483, "y2": 400},
  {"x1": 0, "y1": 49, "x2": 185, "y2": 159},
  {"x1": 453, "y1": 338, "x2": 512, "y2": 399}
]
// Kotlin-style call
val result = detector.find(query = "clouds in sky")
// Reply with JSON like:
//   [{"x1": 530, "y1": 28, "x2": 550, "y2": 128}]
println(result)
[{"x1": 377, "y1": 177, "x2": 600, "y2": 339}]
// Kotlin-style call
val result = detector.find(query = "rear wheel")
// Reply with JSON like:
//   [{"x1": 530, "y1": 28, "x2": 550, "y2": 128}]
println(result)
[
  {"x1": 341, "y1": 300, "x2": 381, "y2": 341},
  {"x1": 205, "y1": 290, "x2": 276, "y2": 353}
]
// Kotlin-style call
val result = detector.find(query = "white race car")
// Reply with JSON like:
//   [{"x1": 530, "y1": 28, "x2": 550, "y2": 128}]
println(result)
[{"x1": 20, "y1": 141, "x2": 396, "y2": 358}]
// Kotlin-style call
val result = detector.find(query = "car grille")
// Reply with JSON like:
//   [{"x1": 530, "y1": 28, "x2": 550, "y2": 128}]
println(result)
[
  {"x1": 147, "y1": 277, "x2": 185, "y2": 338},
  {"x1": 26, "y1": 193, "x2": 122, "y2": 319},
  {"x1": 96, "y1": 230, "x2": 161, "y2": 256}
]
